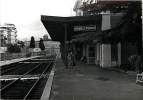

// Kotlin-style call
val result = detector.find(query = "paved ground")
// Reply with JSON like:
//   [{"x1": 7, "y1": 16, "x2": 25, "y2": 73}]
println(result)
[{"x1": 50, "y1": 59, "x2": 143, "y2": 100}]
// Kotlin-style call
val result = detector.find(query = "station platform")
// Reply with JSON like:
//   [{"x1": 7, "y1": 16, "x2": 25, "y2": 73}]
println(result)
[{"x1": 47, "y1": 59, "x2": 143, "y2": 100}]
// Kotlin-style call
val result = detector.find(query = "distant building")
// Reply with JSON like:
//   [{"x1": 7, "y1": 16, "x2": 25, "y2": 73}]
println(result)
[
  {"x1": 73, "y1": 0, "x2": 84, "y2": 16},
  {"x1": 0, "y1": 26, "x2": 7, "y2": 60},
  {"x1": 4, "y1": 23, "x2": 17, "y2": 44},
  {"x1": 24, "y1": 40, "x2": 60, "y2": 57},
  {"x1": 0, "y1": 26, "x2": 7, "y2": 47},
  {"x1": 43, "y1": 34, "x2": 50, "y2": 41},
  {"x1": 0, "y1": 23, "x2": 17, "y2": 60},
  {"x1": 0, "y1": 23, "x2": 17, "y2": 45}
]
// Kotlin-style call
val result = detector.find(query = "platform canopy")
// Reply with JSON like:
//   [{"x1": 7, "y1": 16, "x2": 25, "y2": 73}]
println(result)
[{"x1": 41, "y1": 15, "x2": 102, "y2": 42}]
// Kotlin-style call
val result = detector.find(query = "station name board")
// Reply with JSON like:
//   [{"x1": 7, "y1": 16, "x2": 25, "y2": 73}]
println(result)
[{"x1": 74, "y1": 25, "x2": 96, "y2": 32}]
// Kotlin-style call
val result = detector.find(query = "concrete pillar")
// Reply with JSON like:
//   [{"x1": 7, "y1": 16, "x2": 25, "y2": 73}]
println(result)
[
  {"x1": 0, "y1": 33, "x2": 1, "y2": 46},
  {"x1": 94, "y1": 44, "x2": 96, "y2": 64},
  {"x1": 96, "y1": 43, "x2": 100, "y2": 65},
  {"x1": 100, "y1": 44, "x2": 111, "y2": 68},
  {"x1": 0, "y1": 33, "x2": 1, "y2": 61},
  {"x1": 86, "y1": 45, "x2": 89, "y2": 64},
  {"x1": 86, "y1": 45, "x2": 88, "y2": 59},
  {"x1": 0, "y1": 54, "x2": 1, "y2": 60},
  {"x1": 64, "y1": 23, "x2": 68, "y2": 67},
  {"x1": 82, "y1": 44, "x2": 86, "y2": 57},
  {"x1": 118, "y1": 42, "x2": 121, "y2": 66},
  {"x1": 99, "y1": 44, "x2": 102, "y2": 67}
]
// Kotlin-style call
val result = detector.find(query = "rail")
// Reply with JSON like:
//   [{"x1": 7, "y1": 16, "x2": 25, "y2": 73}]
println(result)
[
  {"x1": 0, "y1": 55, "x2": 56, "y2": 99},
  {"x1": 23, "y1": 62, "x2": 52, "y2": 99},
  {"x1": 0, "y1": 63, "x2": 41, "y2": 91}
]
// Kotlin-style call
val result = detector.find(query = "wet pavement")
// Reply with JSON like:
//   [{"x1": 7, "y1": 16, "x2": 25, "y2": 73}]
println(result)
[{"x1": 50, "y1": 59, "x2": 143, "y2": 100}]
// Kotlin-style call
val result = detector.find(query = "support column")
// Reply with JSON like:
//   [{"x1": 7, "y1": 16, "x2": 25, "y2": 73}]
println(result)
[
  {"x1": 101, "y1": 44, "x2": 111, "y2": 68},
  {"x1": 99, "y1": 44, "x2": 102, "y2": 67},
  {"x1": 96, "y1": 43, "x2": 100, "y2": 65},
  {"x1": 86, "y1": 44, "x2": 88, "y2": 63},
  {"x1": 0, "y1": 53, "x2": 1, "y2": 61},
  {"x1": 0, "y1": 34, "x2": 1, "y2": 61},
  {"x1": 64, "y1": 23, "x2": 68, "y2": 67},
  {"x1": 117, "y1": 42, "x2": 121, "y2": 67},
  {"x1": 86, "y1": 45, "x2": 88, "y2": 60},
  {"x1": 83, "y1": 44, "x2": 85, "y2": 57}
]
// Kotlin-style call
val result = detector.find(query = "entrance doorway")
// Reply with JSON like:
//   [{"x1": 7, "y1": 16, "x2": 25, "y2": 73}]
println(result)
[{"x1": 87, "y1": 45, "x2": 96, "y2": 64}]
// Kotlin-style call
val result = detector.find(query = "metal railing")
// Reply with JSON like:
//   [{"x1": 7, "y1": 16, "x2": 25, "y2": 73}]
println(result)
[{"x1": 0, "y1": 53, "x2": 27, "y2": 61}]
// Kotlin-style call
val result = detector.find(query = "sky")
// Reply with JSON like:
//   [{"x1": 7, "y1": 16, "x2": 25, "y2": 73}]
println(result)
[{"x1": 0, "y1": 0, "x2": 76, "y2": 41}]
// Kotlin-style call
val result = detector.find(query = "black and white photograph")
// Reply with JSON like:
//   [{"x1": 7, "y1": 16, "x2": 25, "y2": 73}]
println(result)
[{"x1": 0, "y1": 0, "x2": 143, "y2": 100}]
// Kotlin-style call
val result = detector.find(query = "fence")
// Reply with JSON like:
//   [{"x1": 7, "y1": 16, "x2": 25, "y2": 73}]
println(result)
[
  {"x1": 0, "y1": 48, "x2": 61, "y2": 61},
  {"x1": 0, "y1": 53, "x2": 27, "y2": 61}
]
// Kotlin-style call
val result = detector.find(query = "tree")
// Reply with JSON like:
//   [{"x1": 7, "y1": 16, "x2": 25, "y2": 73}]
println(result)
[
  {"x1": 43, "y1": 34, "x2": 49, "y2": 41},
  {"x1": 7, "y1": 44, "x2": 21, "y2": 53},
  {"x1": 39, "y1": 38, "x2": 45, "y2": 51},
  {"x1": 17, "y1": 40, "x2": 25, "y2": 48},
  {"x1": 30, "y1": 36, "x2": 35, "y2": 48},
  {"x1": 121, "y1": 2, "x2": 142, "y2": 55}
]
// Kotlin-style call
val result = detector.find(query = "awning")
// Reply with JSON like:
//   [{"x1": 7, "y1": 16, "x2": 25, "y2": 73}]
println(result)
[{"x1": 41, "y1": 15, "x2": 102, "y2": 42}]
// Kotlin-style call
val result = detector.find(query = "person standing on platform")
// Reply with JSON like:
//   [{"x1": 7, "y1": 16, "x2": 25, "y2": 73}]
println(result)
[{"x1": 67, "y1": 51, "x2": 72, "y2": 68}]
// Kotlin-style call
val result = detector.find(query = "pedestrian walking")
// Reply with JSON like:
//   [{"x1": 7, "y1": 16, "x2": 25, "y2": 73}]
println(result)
[
  {"x1": 71, "y1": 51, "x2": 76, "y2": 66},
  {"x1": 67, "y1": 51, "x2": 73, "y2": 68},
  {"x1": 67, "y1": 50, "x2": 76, "y2": 69}
]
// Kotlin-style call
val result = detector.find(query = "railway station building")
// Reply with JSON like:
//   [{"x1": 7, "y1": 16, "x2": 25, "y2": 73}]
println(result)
[{"x1": 41, "y1": 1, "x2": 142, "y2": 68}]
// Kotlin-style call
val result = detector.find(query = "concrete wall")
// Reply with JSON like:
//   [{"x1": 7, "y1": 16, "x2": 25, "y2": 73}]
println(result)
[{"x1": 101, "y1": 11, "x2": 111, "y2": 31}]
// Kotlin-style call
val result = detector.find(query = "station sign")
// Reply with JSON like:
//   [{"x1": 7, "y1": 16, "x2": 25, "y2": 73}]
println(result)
[{"x1": 74, "y1": 25, "x2": 96, "y2": 32}]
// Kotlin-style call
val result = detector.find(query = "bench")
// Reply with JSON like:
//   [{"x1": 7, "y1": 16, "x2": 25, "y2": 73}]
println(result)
[{"x1": 136, "y1": 72, "x2": 143, "y2": 83}]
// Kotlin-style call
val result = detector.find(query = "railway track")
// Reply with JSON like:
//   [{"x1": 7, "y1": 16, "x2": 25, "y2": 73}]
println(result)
[
  {"x1": 0, "y1": 55, "x2": 56, "y2": 99},
  {"x1": 1, "y1": 55, "x2": 55, "y2": 75},
  {"x1": 1, "y1": 62, "x2": 21, "y2": 75},
  {"x1": 1, "y1": 63, "x2": 37, "y2": 75}
]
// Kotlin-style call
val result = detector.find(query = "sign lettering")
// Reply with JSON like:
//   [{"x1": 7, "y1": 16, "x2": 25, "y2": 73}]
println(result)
[{"x1": 74, "y1": 25, "x2": 96, "y2": 32}]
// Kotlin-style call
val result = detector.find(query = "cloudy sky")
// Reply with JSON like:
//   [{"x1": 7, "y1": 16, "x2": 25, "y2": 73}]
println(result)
[{"x1": 0, "y1": 0, "x2": 76, "y2": 41}]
